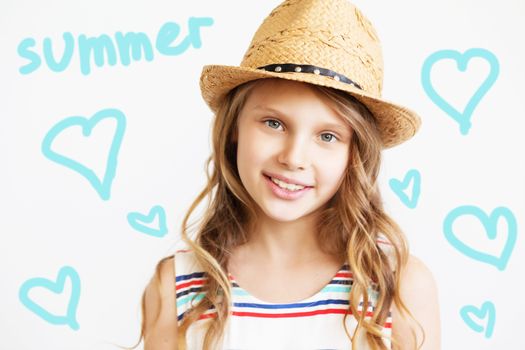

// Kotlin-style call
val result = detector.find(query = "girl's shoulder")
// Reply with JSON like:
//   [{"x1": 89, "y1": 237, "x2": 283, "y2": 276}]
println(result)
[
  {"x1": 172, "y1": 247, "x2": 208, "y2": 324},
  {"x1": 173, "y1": 247, "x2": 203, "y2": 276}
]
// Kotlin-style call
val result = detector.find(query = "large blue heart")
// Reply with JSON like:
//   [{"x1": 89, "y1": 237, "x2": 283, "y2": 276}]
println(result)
[
  {"x1": 41, "y1": 108, "x2": 126, "y2": 200},
  {"x1": 443, "y1": 205, "x2": 517, "y2": 270},
  {"x1": 19, "y1": 266, "x2": 81, "y2": 330},
  {"x1": 421, "y1": 48, "x2": 499, "y2": 135}
]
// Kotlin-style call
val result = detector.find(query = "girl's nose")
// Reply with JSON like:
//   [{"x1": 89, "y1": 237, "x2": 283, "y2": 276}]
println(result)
[{"x1": 277, "y1": 135, "x2": 311, "y2": 170}]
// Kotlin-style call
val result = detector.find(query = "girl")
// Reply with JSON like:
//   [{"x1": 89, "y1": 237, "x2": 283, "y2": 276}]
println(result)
[{"x1": 132, "y1": 0, "x2": 440, "y2": 349}]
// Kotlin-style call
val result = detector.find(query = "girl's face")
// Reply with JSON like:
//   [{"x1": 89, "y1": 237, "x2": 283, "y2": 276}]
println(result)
[{"x1": 235, "y1": 79, "x2": 353, "y2": 223}]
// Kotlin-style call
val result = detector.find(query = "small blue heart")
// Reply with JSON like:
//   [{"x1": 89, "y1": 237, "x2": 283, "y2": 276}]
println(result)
[
  {"x1": 443, "y1": 205, "x2": 517, "y2": 270},
  {"x1": 421, "y1": 48, "x2": 499, "y2": 135},
  {"x1": 389, "y1": 169, "x2": 421, "y2": 209},
  {"x1": 19, "y1": 266, "x2": 81, "y2": 330},
  {"x1": 41, "y1": 108, "x2": 126, "y2": 201},
  {"x1": 127, "y1": 205, "x2": 168, "y2": 237},
  {"x1": 460, "y1": 301, "x2": 496, "y2": 338}
]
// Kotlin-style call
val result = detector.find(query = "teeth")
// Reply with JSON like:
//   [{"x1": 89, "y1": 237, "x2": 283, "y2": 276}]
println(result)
[{"x1": 270, "y1": 177, "x2": 305, "y2": 191}]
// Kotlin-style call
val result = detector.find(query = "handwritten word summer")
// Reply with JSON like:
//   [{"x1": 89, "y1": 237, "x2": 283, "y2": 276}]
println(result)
[{"x1": 17, "y1": 17, "x2": 213, "y2": 76}]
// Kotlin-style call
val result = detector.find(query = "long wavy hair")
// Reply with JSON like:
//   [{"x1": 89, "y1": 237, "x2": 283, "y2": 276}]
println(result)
[{"x1": 126, "y1": 77, "x2": 423, "y2": 350}]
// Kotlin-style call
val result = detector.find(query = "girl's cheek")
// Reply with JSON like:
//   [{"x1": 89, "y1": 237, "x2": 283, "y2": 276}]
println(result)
[{"x1": 319, "y1": 152, "x2": 348, "y2": 175}]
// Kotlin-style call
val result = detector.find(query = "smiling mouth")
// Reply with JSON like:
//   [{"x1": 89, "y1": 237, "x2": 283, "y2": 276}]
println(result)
[{"x1": 263, "y1": 174, "x2": 313, "y2": 188}]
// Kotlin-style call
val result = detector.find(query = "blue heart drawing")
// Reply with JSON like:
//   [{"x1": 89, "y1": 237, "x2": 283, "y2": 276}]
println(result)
[
  {"x1": 127, "y1": 205, "x2": 168, "y2": 237},
  {"x1": 388, "y1": 169, "x2": 421, "y2": 209},
  {"x1": 443, "y1": 205, "x2": 517, "y2": 270},
  {"x1": 421, "y1": 48, "x2": 499, "y2": 135},
  {"x1": 18, "y1": 266, "x2": 81, "y2": 330},
  {"x1": 460, "y1": 301, "x2": 496, "y2": 338},
  {"x1": 41, "y1": 108, "x2": 126, "y2": 201}
]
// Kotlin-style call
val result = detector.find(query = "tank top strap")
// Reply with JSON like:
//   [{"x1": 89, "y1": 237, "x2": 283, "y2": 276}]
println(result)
[
  {"x1": 174, "y1": 248, "x2": 207, "y2": 324},
  {"x1": 376, "y1": 233, "x2": 397, "y2": 272}
]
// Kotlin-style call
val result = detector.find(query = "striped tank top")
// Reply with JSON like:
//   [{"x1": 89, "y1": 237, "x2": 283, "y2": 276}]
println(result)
[{"x1": 175, "y1": 241, "x2": 394, "y2": 349}]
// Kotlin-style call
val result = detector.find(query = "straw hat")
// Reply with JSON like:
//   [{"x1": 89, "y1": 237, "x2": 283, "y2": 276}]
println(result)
[{"x1": 199, "y1": 0, "x2": 421, "y2": 149}]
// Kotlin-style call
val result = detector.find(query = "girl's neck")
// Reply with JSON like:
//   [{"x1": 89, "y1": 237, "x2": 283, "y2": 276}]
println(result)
[{"x1": 243, "y1": 213, "x2": 326, "y2": 267}]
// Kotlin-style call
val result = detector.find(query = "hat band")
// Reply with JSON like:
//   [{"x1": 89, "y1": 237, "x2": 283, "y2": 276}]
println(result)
[{"x1": 256, "y1": 63, "x2": 363, "y2": 90}]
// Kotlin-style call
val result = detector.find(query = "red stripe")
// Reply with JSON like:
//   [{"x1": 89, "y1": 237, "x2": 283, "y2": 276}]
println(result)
[
  {"x1": 233, "y1": 308, "x2": 352, "y2": 318},
  {"x1": 198, "y1": 312, "x2": 217, "y2": 320},
  {"x1": 335, "y1": 271, "x2": 352, "y2": 278},
  {"x1": 200, "y1": 309, "x2": 372, "y2": 319},
  {"x1": 235, "y1": 309, "x2": 381, "y2": 318},
  {"x1": 198, "y1": 310, "x2": 392, "y2": 328},
  {"x1": 176, "y1": 279, "x2": 206, "y2": 290}
]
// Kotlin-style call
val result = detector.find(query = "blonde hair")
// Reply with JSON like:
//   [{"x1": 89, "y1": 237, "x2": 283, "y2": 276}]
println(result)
[{"x1": 126, "y1": 78, "x2": 423, "y2": 349}]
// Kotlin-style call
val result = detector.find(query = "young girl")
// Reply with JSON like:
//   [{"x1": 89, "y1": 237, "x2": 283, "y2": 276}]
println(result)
[{"x1": 133, "y1": 0, "x2": 440, "y2": 349}]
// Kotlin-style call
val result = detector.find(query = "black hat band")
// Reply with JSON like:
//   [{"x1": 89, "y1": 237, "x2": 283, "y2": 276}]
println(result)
[{"x1": 257, "y1": 63, "x2": 363, "y2": 90}]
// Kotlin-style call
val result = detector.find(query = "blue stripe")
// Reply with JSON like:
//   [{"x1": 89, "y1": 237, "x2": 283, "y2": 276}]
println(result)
[
  {"x1": 321, "y1": 286, "x2": 351, "y2": 293},
  {"x1": 232, "y1": 289, "x2": 251, "y2": 297},
  {"x1": 175, "y1": 271, "x2": 205, "y2": 282},
  {"x1": 328, "y1": 279, "x2": 352, "y2": 285},
  {"x1": 177, "y1": 292, "x2": 206, "y2": 308},
  {"x1": 176, "y1": 286, "x2": 203, "y2": 299},
  {"x1": 233, "y1": 298, "x2": 350, "y2": 309}
]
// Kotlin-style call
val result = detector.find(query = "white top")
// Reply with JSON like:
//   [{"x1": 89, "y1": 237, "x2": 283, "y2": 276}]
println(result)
[{"x1": 174, "y1": 240, "x2": 394, "y2": 349}]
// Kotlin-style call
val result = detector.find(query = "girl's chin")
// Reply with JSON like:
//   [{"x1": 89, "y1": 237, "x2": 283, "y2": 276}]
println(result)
[{"x1": 258, "y1": 205, "x2": 315, "y2": 223}]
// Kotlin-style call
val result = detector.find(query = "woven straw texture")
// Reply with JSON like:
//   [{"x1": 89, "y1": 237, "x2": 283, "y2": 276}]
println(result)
[{"x1": 199, "y1": 0, "x2": 421, "y2": 149}]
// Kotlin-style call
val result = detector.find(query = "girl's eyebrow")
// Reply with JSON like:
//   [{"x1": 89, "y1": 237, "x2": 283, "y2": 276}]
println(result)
[{"x1": 252, "y1": 105, "x2": 350, "y2": 133}]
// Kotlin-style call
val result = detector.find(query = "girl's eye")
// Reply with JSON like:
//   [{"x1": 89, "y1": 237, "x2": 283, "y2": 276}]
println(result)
[
  {"x1": 264, "y1": 119, "x2": 282, "y2": 130},
  {"x1": 320, "y1": 133, "x2": 339, "y2": 143},
  {"x1": 264, "y1": 119, "x2": 339, "y2": 143}
]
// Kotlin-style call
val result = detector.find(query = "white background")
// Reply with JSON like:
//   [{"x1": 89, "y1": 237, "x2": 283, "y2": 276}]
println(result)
[{"x1": 1, "y1": 0, "x2": 524, "y2": 349}]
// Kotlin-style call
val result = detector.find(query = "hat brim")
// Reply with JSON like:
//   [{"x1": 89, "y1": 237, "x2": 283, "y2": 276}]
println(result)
[{"x1": 200, "y1": 64, "x2": 421, "y2": 149}]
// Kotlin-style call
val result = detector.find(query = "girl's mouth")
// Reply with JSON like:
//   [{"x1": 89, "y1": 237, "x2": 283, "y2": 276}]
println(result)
[{"x1": 263, "y1": 174, "x2": 313, "y2": 200}]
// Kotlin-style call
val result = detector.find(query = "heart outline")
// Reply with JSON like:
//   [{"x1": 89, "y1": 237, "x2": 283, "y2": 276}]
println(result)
[
  {"x1": 421, "y1": 48, "x2": 499, "y2": 135},
  {"x1": 389, "y1": 169, "x2": 421, "y2": 209},
  {"x1": 41, "y1": 108, "x2": 126, "y2": 201},
  {"x1": 18, "y1": 265, "x2": 81, "y2": 330},
  {"x1": 443, "y1": 205, "x2": 517, "y2": 270},
  {"x1": 460, "y1": 301, "x2": 496, "y2": 338},
  {"x1": 127, "y1": 205, "x2": 168, "y2": 237}
]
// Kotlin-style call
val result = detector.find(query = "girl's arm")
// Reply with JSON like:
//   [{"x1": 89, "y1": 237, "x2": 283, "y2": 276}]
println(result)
[
  {"x1": 391, "y1": 254, "x2": 441, "y2": 350},
  {"x1": 143, "y1": 256, "x2": 179, "y2": 350}
]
